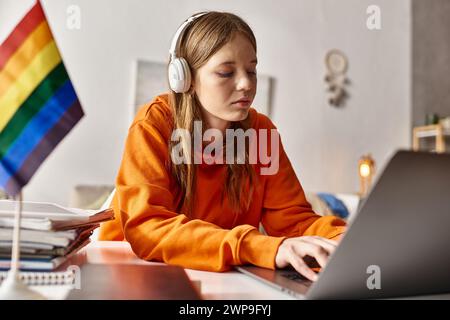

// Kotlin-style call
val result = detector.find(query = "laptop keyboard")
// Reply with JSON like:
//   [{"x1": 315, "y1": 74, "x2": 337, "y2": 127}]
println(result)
[{"x1": 282, "y1": 273, "x2": 309, "y2": 283}]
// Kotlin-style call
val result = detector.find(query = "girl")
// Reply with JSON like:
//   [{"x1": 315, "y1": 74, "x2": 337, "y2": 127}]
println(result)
[{"x1": 99, "y1": 11, "x2": 346, "y2": 282}]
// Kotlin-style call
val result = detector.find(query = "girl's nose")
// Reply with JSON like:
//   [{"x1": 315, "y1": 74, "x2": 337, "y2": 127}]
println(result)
[{"x1": 236, "y1": 72, "x2": 254, "y2": 91}]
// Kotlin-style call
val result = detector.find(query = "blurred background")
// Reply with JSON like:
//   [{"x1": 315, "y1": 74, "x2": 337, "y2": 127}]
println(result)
[{"x1": 1, "y1": 0, "x2": 449, "y2": 214}]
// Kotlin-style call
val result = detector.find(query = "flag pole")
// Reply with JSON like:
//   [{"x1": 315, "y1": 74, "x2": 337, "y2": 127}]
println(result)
[{"x1": 0, "y1": 191, "x2": 45, "y2": 299}]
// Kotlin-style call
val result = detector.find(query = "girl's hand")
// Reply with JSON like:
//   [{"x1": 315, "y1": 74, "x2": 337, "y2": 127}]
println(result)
[{"x1": 275, "y1": 236, "x2": 338, "y2": 282}]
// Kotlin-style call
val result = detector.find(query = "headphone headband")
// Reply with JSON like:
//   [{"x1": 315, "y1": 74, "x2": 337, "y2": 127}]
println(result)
[
  {"x1": 168, "y1": 12, "x2": 208, "y2": 93},
  {"x1": 169, "y1": 12, "x2": 208, "y2": 59}
]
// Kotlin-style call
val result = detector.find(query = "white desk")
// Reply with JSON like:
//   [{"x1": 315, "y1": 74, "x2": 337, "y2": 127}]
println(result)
[
  {"x1": 32, "y1": 241, "x2": 450, "y2": 300},
  {"x1": 33, "y1": 241, "x2": 293, "y2": 300},
  {"x1": 84, "y1": 241, "x2": 293, "y2": 300}
]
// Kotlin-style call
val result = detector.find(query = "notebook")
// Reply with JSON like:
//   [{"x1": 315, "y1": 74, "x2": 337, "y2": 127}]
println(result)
[
  {"x1": 0, "y1": 238, "x2": 90, "y2": 271},
  {"x1": 0, "y1": 268, "x2": 79, "y2": 286},
  {"x1": 0, "y1": 224, "x2": 97, "y2": 247},
  {"x1": 0, "y1": 200, "x2": 114, "y2": 230}
]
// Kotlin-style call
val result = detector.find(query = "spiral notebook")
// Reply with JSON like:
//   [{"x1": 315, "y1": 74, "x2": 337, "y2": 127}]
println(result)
[{"x1": 0, "y1": 268, "x2": 78, "y2": 286}]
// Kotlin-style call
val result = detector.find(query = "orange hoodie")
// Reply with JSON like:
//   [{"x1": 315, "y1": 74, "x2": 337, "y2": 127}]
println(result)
[{"x1": 99, "y1": 94, "x2": 346, "y2": 272}]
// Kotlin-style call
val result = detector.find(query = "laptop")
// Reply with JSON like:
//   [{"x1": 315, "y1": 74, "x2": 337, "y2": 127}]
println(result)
[{"x1": 237, "y1": 150, "x2": 450, "y2": 299}]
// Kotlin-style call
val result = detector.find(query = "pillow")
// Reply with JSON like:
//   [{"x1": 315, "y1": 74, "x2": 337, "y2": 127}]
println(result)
[
  {"x1": 305, "y1": 192, "x2": 335, "y2": 217},
  {"x1": 317, "y1": 193, "x2": 350, "y2": 219}
]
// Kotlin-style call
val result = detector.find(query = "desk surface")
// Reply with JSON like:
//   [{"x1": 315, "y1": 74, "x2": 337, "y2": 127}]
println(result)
[
  {"x1": 73, "y1": 241, "x2": 293, "y2": 300},
  {"x1": 33, "y1": 241, "x2": 450, "y2": 300},
  {"x1": 31, "y1": 241, "x2": 291, "y2": 300}
]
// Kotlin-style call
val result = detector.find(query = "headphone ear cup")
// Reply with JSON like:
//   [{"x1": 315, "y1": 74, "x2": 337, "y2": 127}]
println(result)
[{"x1": 168, "y1": 57, "x2": 191, "y2": 93}]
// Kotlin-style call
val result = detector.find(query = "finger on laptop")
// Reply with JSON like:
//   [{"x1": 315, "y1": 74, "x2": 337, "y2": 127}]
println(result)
[
  {"x1": 308, "y1": 236, "x2": 338, "y2": 255},
  {"x1": 289, "y1": 253, "x2": 318, "y2": 282},
  {"x1": 293, "y1": 240, "x2": 329, "y2": 269}
]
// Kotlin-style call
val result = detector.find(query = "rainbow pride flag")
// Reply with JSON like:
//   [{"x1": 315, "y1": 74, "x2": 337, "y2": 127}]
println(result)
[{"x1": 0, "y1": 1, "x2": 84, "y2": 196}]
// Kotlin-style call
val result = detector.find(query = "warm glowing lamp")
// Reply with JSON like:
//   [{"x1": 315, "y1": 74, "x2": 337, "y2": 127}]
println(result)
[{"x1": 358, "y1": 154, "x2": 375, "y2": 197}]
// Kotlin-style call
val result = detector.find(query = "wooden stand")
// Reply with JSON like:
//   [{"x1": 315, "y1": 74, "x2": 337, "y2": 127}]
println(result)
[{"x1": 412, "y1": 124, "x2": 449, "y2": 153}]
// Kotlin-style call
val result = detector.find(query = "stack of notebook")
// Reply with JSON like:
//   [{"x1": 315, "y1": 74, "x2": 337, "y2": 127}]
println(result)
[{"x1": 0, "y1": 200, "x2": 114, "y2": 271}]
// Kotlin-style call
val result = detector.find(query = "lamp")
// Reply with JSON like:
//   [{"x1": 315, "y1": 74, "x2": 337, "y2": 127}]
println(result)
[{"x1": 358, "y1": 154, "x2": 375, "y2": 197}]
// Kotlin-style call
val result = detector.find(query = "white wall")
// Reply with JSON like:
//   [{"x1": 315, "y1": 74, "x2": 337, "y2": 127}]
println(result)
[
  {"x1": 412, "y1": 0, "x2": 450, "y2": 127},
  {"x1": 0, "y1": 0, "x2": 411, "y2": 205}
]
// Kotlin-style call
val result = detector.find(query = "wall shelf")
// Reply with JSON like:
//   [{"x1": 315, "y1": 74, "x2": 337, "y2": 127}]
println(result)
[{"x1": 412, "y1": 124, "x2": 450, "y2": 153}]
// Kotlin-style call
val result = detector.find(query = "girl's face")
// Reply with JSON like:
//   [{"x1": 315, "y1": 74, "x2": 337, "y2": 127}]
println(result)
[{"x1": 193, "y1": 33, "x2": 257, "y2": 132}]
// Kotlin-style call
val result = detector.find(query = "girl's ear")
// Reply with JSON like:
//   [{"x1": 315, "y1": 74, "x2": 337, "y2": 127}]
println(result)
[
  {"x1": 188, "y1": 85, "x2": 195, "y2": 96},
  {"x1": 189, "y1": 77, "x2": 196, "y2": 94}
]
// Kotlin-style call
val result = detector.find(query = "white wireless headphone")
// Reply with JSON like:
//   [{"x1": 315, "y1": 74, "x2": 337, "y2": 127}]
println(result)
[{"x1": 168, "y1": 12, "x2": 208, "y2": 93}]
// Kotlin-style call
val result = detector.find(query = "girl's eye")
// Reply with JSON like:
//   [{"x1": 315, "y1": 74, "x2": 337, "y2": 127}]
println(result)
[
  {"x1": 217, "y1": 72, "x2": 234, "y2": 78},
  {"x1": 216, "y1": 70, "x2": 257, "y2": 78}
]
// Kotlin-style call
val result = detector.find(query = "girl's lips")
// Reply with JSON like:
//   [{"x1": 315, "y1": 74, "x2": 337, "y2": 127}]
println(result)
[{"x1": 232, "y1": 100, "x2": 252, "y2": 108}]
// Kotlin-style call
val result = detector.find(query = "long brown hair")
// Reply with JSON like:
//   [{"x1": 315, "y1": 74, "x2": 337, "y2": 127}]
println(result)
[{"x1": 168, "y1": 12, "x2": 257, "y2": 217}]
